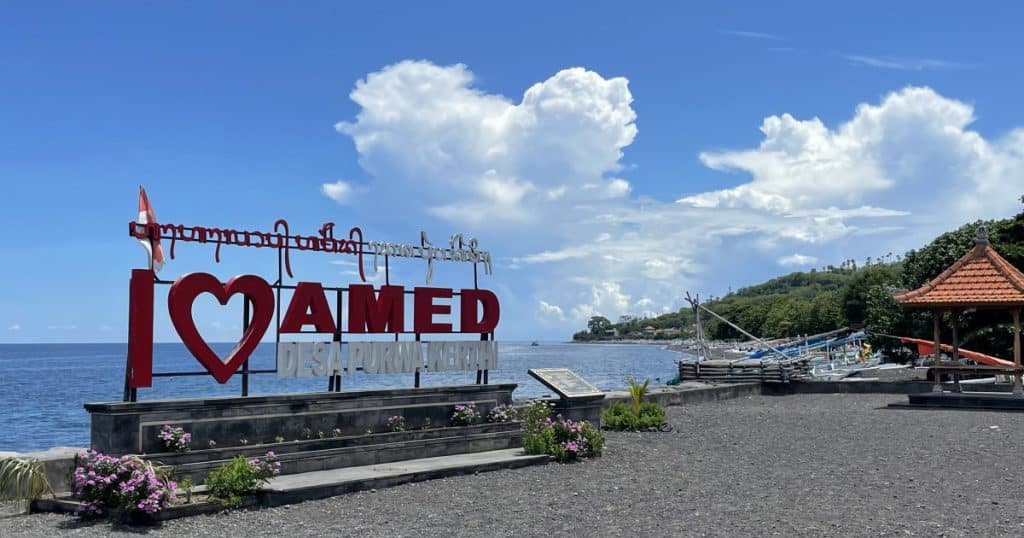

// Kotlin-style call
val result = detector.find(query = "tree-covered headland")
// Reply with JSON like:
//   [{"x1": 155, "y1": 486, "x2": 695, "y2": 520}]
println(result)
[{"x1": 574, "y1": 206, "x2": 1024, "y2": 360}]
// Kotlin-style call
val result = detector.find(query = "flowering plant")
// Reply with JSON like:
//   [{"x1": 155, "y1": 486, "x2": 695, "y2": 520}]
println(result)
[
  {"x1": 157, "y1": 425, "x2": 191, "y2": 452},
  {"x1": 451, "y1": 403, "x2": 480, "y2": 426},
  {"x1": 486, "y1": 404, "x2": 518, "y2": 423},
  {"x1": 521, "y1": 400, "x2": 603, "y2": 462},
  {"x1": 72, "y1": 450, "x2": 176, "y2": 520},
  {"x1": 249, "y1": 451, "x2": 282, "y2": 479},
  {"x1": 548, "y1": 417, "x2": 603, "y2": 461},
  {"x1": 204, "y1": 451, "x2": 281, "y2": 508},
  {"x1": 386, "y1": 415, "x2": 406, "y2": 432}
]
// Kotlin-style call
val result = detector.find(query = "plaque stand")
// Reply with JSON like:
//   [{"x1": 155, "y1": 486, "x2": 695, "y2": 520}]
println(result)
[{"x1": 528, "y1": 368, "x2": 606, "y2": 426}]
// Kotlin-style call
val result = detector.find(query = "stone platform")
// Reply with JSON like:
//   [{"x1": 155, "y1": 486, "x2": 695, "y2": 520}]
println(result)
[
  {"x1": 889, "y1": 391, "x2": 1024, "y2": 411},
  {"x1": 28, "y1": 385, "x2": 535, "y2": 519},
  {"x1": 259, "y1": 448, "x2": 547, "y2": 507},
  {"x1": 85, "y1": 384, "x2": 515, "y2": 455}
]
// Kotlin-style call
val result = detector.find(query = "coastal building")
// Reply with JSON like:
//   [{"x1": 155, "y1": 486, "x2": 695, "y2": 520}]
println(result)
[{"x1": 892, "y1": 226, "x2": 1024, "y2": 393}]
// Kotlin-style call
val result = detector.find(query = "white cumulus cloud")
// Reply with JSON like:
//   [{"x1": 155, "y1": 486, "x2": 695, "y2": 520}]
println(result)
[
  {"x1": 333, "y1": 63, "x2": 1024, "y2": 334},
  {"x1": 334, "y1": 60, "x2": 637, "y2": 226},
  {"x1": 322, "y1": 180, "x2": 355, "y2": 204},
  {"x1": 571, "y1": 281, "x2": 632, "y2": 321},
  {"x1": 678, "y1": 86, "x2": 1022, "y2": 223},
  {"x1": 536, "y1": 300, "x2": 567, "y2": 325}
]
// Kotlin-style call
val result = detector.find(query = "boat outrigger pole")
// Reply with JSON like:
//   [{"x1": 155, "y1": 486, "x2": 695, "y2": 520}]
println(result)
[
  {"x1": 684, "y1": 292, "x2": 796, "y2": 363},
  {"x1": 685, "y1": 292, "x2": 711, "y2": 362}
]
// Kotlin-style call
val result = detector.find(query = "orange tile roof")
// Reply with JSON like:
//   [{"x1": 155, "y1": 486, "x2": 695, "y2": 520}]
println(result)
[{"x1": 893, "y1": 241, "x2": 1024, "y2": 308}]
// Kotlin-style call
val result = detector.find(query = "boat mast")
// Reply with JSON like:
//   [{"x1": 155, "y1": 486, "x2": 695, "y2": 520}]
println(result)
[{"x1": 685, "y1": 292, "x2": 794, "y2": 363}]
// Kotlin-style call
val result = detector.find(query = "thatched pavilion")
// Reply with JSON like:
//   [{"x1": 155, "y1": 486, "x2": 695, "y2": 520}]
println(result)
[{"x1": 892, "y1": 226, "x2": 1024, "y2": 395}]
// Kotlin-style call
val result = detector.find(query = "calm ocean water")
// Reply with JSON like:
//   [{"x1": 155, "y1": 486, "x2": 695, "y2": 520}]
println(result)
[{"x1": 0, "y1": 342, "x2": 685, "y2": 452}]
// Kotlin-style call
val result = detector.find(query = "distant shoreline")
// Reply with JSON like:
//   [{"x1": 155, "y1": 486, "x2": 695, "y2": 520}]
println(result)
[{"x1": 568, "y1": 339, "x2": 682, "y2": 346}]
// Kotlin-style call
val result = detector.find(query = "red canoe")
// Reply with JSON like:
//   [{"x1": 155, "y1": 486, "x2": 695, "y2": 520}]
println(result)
[{"x1": 898, "y1": 336, "x2": 1014, "y2": 367}]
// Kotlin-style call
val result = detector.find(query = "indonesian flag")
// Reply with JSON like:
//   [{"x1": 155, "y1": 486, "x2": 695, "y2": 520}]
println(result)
[{"x1": 136, "y1": 186, "x2": 165, "y2": 272}]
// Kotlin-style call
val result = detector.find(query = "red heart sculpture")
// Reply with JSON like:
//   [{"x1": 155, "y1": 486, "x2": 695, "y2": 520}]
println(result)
[{"x1": 168, "y1": 273, "x2": 274, "y2": 384}]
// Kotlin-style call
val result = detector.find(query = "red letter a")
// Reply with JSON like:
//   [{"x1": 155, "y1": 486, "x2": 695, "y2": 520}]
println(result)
[{"x1": 280, "y1": 282, "x2": 337, "y2": 333}]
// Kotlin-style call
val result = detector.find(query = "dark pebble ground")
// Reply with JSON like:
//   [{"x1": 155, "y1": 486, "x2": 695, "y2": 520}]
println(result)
[{"x1": 4, "y1": 393, "x2": 1024, "y2": 537}]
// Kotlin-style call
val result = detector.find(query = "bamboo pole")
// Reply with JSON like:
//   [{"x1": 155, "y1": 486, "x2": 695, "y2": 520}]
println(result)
[
  {"x1": 693, "y1": 302, "x2": 794, "y2": 363},
  {"x1": 695, "y1": 296, "x2": 704, "y2": 362}
]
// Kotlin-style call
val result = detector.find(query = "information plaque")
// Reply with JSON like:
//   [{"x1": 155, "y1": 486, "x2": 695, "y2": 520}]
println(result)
[{"x1": 528, "y1": 368, "x2": 604, "y2": 399}]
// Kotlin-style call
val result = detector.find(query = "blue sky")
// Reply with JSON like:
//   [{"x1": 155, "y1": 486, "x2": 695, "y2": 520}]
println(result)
[{"x1": 3, "y1": 1, "x2": 1024, "y2": 343}]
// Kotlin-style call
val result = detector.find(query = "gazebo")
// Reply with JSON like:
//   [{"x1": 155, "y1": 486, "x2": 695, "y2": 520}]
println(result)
[{"x1": 892, "y1": 226, "x2": 1024, "y2": 396}]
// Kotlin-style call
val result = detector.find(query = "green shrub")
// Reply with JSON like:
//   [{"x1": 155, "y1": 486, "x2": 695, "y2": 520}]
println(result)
[
  {"x1": 204, "y1": 453, "x2": 280, "y2": 508},
  {"x1": 179, "y1": 476, "x2": 194, "y2": 504},
  {"x1": 522, "y1": 424, "x2": 556, "y2": 455},
  {"x1": 601, "y1": 401, "x2": 668, "y2": 431},
  {"x1": 637, "y1": 402, "x2": 668, "y2": 429},
  {"x1": 601, "y1": 402, "x2": 635, "y2": 430},
  {"x1": 580, "y1": 422, "x2": 605, "y2": 453},
  {"x1": 521, "y1": 400, "x2": 554, "y2": 432}
]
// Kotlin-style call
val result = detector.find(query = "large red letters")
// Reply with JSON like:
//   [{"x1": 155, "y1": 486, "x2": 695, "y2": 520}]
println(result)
[
  {"x1": 134, "y1": 272, "x2": 500, "y2": 385},
  {"x1": 348, "y1": 284, "x2": 404, "y2": 333}
]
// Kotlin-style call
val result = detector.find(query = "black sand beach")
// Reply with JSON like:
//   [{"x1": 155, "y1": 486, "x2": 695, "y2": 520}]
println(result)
[{"x1": 4, "y1": 393, "x2": 1024, "y2": 537}]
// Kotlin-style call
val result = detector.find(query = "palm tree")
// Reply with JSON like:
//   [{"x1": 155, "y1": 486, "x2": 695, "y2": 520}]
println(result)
[{"x1": 625, "y1": 376, "x2": 650, "y2": 416}]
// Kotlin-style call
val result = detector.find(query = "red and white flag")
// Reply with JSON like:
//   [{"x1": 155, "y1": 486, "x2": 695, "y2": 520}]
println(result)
[{"x1": 136, "y1": 186, "x2": 165, "y2": 272}]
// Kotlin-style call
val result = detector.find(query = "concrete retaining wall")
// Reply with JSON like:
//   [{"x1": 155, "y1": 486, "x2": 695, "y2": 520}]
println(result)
[{"x1": 602, "y1": 382, "x2": 762, "y2": 408}]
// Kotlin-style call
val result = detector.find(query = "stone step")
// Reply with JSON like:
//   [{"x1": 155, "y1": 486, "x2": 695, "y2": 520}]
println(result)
[
  {"x1": 147, "y1": 422, "x2": 522, "y2": 465},
  {"x1": 32, "y1": 449, "x2": 549, "y2": 521},
  {"x1": 889, "y1": 391, "x2": 1024, "y2": 411},
  {"x1": 170, "y1": 428, "x2": 524, "y2": 483},
  {"x1": 257, "y1": 448, "x2": 549, "y2": 507}
]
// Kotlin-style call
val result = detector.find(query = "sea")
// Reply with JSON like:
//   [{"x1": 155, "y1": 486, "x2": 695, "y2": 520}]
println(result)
[{"x1": 0, "y1": 342, "x2": 686, "y2": 452}]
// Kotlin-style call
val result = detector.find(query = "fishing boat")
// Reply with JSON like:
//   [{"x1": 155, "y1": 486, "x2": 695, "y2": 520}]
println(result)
[{"x1": 677, "y1": 292, "x2": 882, "y2": 382}]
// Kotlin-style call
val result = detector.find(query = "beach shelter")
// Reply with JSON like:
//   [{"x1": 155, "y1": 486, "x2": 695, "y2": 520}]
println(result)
[{"x1": 891, "y1": 226, "x2": 1024, "y2": 394}]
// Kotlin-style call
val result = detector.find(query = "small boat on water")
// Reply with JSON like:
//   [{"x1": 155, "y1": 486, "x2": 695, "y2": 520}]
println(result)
[{"x1": 530, "y1": 341, "x2": 539, "y2": 346}]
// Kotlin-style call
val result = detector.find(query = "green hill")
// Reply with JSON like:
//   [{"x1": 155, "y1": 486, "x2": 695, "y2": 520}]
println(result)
[{"x1": 575, "y1": 206, "x2": 1024, "y2": 359}]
